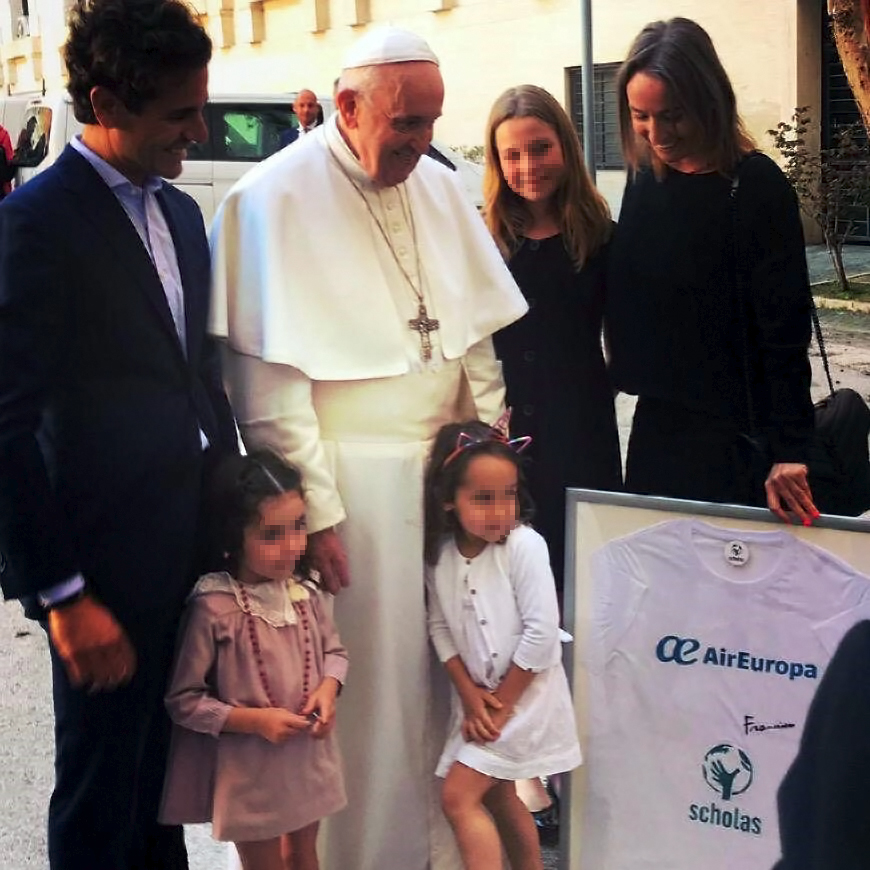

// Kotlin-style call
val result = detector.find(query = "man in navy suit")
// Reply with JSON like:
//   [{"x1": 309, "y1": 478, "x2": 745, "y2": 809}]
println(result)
[
  {"x1": 279, "y1": 89, "x2": 322, "y2": 148},
  {"x1": 0, "y1": 0, "x2": 236, "y2": 866}
]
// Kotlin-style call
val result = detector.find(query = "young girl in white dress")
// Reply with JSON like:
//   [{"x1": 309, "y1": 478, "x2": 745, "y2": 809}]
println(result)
[
  {"x1": 423, "y1": 417, "x2": 582, "y2": 870},
  {"x1": 160, "y1": 450, "x2": 348, "y2": 870}
]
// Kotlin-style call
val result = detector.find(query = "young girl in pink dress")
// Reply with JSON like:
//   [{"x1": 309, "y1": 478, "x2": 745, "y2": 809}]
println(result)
[
  {"x1": 160, "y1": 450, "x2": 348, "y2": 870},
  {"x1": 423, "y1": 417, "x2": 581, "y2": 870}
]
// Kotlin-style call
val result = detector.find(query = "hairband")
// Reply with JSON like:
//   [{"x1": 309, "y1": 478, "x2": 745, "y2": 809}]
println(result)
[
  {"x1": 442, "y1": 408, "x2": 532, "y2": 468},
  {"x1": 256, "y1": 462, "x2": 285, "y2": 494}
]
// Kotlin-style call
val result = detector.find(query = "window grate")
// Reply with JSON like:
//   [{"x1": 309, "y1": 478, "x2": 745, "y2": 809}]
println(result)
[
  {"x1": 822, "y1": 11, "x2": 870, "y2": 242},
  {"x1": 566, "y1": 62, "x2": 624, "y2": 171}
]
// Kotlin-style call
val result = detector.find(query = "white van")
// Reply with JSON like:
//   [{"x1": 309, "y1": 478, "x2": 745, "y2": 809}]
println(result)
[
  {"x1": 176, "y1": 93, "x2": 336, "y2": 220},
  {"x1": 6, "y1": 91, "x2": 483, "y2": 223}
]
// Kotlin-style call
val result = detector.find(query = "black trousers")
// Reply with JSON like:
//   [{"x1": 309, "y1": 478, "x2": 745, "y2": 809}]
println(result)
[
  {"x1": 625, "y1": 396, "x2": 764, "y2": 507},
  {"x1": 46, "y1": 615, "x2": 187, "y2": 870}
]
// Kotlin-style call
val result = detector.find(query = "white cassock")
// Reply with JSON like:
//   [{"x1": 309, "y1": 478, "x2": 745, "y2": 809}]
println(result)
[{"x1": 210, "y1": 114, "x2": 528, "y2": 870}]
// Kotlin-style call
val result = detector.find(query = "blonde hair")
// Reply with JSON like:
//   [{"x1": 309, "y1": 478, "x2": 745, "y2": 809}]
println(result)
[
  {"x1": 617, "y1": 17, "x2": 756, "y2": 175},
  {"x1": 483, "y1": 85, "x2": 611, "y2": 269}
]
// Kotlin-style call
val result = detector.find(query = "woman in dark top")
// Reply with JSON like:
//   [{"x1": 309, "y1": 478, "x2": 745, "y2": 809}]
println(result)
[
  {"x1": 606, "y1": 17, "x2": 819, "y2": 524},
  {"x1": 485, "y1": 85, "x2": 621, "y2": 593}
]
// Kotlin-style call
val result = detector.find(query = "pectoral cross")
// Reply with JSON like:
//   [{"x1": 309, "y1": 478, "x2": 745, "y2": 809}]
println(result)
[{"x1": 408, "y1": 302, "x2": 440, "y2": 362}]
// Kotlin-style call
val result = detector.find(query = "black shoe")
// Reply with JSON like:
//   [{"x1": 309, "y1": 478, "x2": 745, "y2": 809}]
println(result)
[{"x1": 532, "y1": 798, "x2": 559, "y2": 847}]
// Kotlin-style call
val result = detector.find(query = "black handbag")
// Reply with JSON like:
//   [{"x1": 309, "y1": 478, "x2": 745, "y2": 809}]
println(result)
[
  {"x1": 731, "y1": 162, "x2": 870, "y2": 516},
  {"x1": 804, "y1": 313, "x2": 870, "y2": 515}
]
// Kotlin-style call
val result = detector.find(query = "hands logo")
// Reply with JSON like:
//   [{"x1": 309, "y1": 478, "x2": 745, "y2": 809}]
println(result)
[
  {"x1": 689, "y1": 743, "x2": 762, "y2": 835},
  {"x1": 702, "y1": 744, "x2": 753, "y2": 800}
]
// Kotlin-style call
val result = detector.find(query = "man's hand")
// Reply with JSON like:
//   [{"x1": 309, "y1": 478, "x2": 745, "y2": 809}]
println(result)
[
  {"x1": 308, "y1": 527, "x2": 350, "y2": 594},
  {"x1": 47, "y1": 596, "x2": 137, "y2": 692}
]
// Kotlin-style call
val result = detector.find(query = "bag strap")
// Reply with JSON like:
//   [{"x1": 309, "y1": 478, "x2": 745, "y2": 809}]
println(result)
[{"x1": 809, "y1": 297, "x2": 836, "y2": 396}]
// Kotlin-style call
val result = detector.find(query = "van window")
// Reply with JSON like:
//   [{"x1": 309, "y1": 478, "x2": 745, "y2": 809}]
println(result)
[
  {"x1": 13, "y1": 106, "x2": 51, "y2": 167},
  {"x1": 214, "y1": 106, "x2": 296, "y2": 161}
]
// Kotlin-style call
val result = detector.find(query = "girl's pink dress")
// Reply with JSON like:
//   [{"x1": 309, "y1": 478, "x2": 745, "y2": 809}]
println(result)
[{"x1": 160, "y1": 572, "x2": 348, "y2": 842}]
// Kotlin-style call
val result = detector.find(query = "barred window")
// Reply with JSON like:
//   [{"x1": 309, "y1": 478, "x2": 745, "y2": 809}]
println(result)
[{"x1": 566, "y1": 62, "x2": 624, "y2": 170}]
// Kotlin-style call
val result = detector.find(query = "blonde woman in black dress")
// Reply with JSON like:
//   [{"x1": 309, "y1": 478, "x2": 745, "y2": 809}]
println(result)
[{"x1": 485, "y1": 85, "x2": 621, "y2": 598}]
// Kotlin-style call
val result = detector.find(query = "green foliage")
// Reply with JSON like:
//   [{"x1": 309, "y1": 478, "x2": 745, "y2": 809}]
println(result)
[
  {"x1": 455, "y1": 145, "x2": 484, "y2": 165},
  {"x1": 768, "y1": 107, "x2": 870, "y2": 297}
]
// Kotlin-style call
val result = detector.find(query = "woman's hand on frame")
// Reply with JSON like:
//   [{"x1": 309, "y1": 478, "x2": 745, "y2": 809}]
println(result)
[{"x1": 765, "y1": 462, "x2": 820, "y2": 525}]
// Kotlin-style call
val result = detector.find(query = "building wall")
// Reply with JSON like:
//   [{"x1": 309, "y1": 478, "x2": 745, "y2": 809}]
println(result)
[
  {"x1": 2, "y1": 0, "x2": 820, "y2": 146},
  {"x1": 199, "y1": 0, "x2": 820, "y2": 153},
  {"x1": 0, "y1": 0, "x2": 824, "y2": 227},
  {"x1": 195, "y1": 0, "x2": 819, "y2": 152}
]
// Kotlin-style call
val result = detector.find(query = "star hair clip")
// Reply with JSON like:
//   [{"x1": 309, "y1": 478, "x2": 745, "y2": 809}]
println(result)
[{"x1": 442, "y1": 409, "x2": 532, "y2": 468}]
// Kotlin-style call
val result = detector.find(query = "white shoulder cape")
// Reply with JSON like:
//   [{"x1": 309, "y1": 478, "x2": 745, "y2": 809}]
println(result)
[{"x1": 209, "y1": 116, "x2": 527, "y2": 381}]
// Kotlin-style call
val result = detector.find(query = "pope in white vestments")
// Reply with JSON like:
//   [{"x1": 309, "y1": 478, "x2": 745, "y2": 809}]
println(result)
[{"x1": 210, "y1": 27, "x2": 528, "y2": 870}]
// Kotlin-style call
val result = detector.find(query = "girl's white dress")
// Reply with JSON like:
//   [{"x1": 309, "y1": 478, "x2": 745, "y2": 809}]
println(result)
[{"x1": 426, "y1": 524, "x2": 582, "y2": 780}]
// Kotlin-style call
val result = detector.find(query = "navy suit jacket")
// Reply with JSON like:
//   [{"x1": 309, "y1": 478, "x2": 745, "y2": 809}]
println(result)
[
  {"x1": 279, "y1": 127, "x2": 299, "y2": 149},
  {"x1": 0, "y1": 145, "x2": 236, "y2": 625}
]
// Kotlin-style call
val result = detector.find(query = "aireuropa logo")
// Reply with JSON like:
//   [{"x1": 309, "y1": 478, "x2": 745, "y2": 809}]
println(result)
[
  {"x1": 656, "y1": 635, "x2": 700, "y2": 665},
  {"x1": 655, "y1": 634, "x2": 818, "y2": 681},
  {"x1": 689, "y1": 744, "x2": 762, "y2": 836}
]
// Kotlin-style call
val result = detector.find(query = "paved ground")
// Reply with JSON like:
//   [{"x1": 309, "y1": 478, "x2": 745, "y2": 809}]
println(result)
[
  {"x1": 2, "y1": 245, "x2": 869, "y2": 870},
  {"x1": 806, "y1": 243, "x2": 870, "y2": 283}
]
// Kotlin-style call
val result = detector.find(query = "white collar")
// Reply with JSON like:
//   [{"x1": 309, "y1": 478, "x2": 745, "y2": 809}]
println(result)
[{"x1": 192, "y1": 571, "x2": 318, "y2": 628}]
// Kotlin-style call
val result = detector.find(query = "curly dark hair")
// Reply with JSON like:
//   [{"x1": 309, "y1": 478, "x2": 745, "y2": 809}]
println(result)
[
  {"x1": 64, "y1": 0, "x2": 212, "y2": 123},
  {"x1": 423, "y1": 420, "x2": 534, "y2": 567},
  {"x1": 206, "y1": 449, "x2": 309, "y2": 578}
]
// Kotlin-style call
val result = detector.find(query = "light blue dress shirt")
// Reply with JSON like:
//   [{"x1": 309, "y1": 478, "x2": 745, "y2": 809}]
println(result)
[{"x1": 70, "y1": 136, "x2": 188, "y2": 351}]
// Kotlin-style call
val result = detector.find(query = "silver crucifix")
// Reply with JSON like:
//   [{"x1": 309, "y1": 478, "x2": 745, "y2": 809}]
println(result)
[{"x1": 408, "y1": 302, "x2": 440, "y2": 362}]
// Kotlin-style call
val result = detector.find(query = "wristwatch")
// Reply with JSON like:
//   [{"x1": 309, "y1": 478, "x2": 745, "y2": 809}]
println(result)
[{"x1": 41, "y1": 588, "x2": 89, "y2": 612}]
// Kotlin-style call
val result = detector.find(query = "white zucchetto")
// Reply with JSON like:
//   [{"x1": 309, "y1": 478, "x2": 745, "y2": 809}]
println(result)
[{"x1": 341, "y1": 26, "x2": 439, "y2": 70}]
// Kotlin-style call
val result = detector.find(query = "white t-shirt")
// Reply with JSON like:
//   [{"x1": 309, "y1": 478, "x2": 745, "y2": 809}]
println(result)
[{"x1": 583, "y1": 519, "x2": 870, "y2": 870}]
